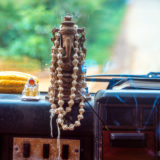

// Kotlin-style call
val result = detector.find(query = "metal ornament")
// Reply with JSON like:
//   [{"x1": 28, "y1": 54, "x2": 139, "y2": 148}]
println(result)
[{"x1": 21, "y1": 77, "x2": 40, "y2": 101}]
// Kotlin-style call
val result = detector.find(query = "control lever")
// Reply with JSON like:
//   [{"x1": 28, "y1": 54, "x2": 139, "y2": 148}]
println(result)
[{"x1": 110, "y1": 133, "x2": 146, "y2": 148}]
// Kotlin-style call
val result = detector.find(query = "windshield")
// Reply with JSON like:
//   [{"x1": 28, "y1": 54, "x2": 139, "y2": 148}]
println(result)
[{"x1": 0, "y1": 0, "x2": 160, "y2": 92}]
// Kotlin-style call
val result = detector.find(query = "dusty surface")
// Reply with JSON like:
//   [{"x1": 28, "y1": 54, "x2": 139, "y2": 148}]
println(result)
[{"x1": 108, "y1": 0, "x2": 160, "y2": 74}]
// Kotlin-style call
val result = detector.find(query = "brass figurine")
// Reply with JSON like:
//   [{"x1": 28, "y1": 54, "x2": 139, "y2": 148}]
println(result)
[{"x1": 21, "y1": 77, "x2": 40, "y2": 101}]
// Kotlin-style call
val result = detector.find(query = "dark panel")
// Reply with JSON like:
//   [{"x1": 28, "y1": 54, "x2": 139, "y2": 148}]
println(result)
[
  {"x1": 106, "y1": 107, "x2": 135, "y2": 126},
  {"x1": 103, "y1": 131, "x2": 155, "y2": 160},
  {"x1": 142, "y1": 108, "x2": 154, "y2": 126}
]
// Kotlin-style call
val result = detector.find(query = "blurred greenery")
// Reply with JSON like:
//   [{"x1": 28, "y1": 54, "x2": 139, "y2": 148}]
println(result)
[{"x1": 0, "y1": 0, "x2": 126, "y2": 70}]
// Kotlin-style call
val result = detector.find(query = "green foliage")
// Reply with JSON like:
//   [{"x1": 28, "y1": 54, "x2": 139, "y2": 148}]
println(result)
[{"x1": 0, "y1": 0, "x2": 126, "y2": 70}]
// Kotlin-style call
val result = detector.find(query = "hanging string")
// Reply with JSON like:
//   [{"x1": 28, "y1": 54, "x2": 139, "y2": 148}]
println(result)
[
  {"x1": 49, "y1": 108, "x2": 55, "y2": 137},
  {"x1": 57, "y1": 122, "x2": 61, "y2": 160}
]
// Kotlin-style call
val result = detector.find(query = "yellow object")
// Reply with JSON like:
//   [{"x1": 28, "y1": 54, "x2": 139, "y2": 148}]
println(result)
[{"x1": 0, "y1": 71, "x2": 39, "y2": 94}]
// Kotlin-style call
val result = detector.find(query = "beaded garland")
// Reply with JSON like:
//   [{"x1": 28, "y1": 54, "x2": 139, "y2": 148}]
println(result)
[{"x1": 48, "y1": 21, "x2": 87, "y2": 131}]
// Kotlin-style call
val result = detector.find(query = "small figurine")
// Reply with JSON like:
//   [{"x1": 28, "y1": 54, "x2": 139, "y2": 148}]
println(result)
[{"x1": 21, "y1": 77, "x2": 40, "y2": 101}]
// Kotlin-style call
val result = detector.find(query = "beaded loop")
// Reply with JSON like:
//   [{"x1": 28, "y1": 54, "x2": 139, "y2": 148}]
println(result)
[
  {"x1": 75, "y1": 121, "x2": 80, "y2": 127},
  {"x1": 51, "y1": 104, "x2": 57, "y2": 109},
  {"x1": 55, "y1": 33, "x2": 61, "y2": 39},
  {"x1": 57, "y1": 53, "x2": 62, "y2": 59},
  {"x1": 75, "y1": 33, "x2": 79, "y2": 40},
  {"x1": 58, "y1": 47, "x2": 63, "y2": 53},
  {"x1": 54, "y1": 40, "x2": 59, "y2": 47},
  {"x1": 49, "y1": 22, "x2": 87, "y2": 131},
  {"x1": 73, "y1": 53, "x2": 78, "y2": 59},
  {"x1": 74, "y1": 48, "x2": 79, "y2": 53}
]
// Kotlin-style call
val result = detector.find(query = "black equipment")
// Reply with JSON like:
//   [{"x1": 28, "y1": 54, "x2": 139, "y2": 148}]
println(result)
[
  {"x1": 1, "y1": 72, "x2": 160, "y2": 160},
  {"x1": 0, "y1": 93, "x2": 94, "y2": 160}
]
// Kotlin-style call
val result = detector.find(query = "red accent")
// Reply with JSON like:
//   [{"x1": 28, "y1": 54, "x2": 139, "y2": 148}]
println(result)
[
  {"x1": 103, "y1": 131, "x2": 155, "y2": 160},
  {"x1": 29, "y1": 79, "x2": 35, "y2": 86}
]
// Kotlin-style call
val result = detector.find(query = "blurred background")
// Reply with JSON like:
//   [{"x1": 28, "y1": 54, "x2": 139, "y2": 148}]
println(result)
[{"x1": 0, "y1": 0, "x2": 160, "y2": 91}]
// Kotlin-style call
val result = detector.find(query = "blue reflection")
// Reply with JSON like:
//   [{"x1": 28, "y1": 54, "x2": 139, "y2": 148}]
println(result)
[{"x1": 144, "y1": 96, "x2": 159, "y2": 127}]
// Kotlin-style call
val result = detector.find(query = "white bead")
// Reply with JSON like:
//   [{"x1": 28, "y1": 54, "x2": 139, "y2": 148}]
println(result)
[
  {"x1": 81, "y1": 88, "x2": 86, "y2": 93},
  {"x1": 75, "y1": 121, "x2": 81, "y2": 127},
  {"x1": 57, "y1": 80, "x2": 63, "y2": 85},
  {"x1": 55, "y1": 33, "x2": 60, "y2": 38},
  {"x1": 50, "y1": 79, "x2": 55, "y2": 84},
  {"x1": 62, "y1": 125, "x2": 68, "y2": 130},
  {"x1": 75, "y1": 33, "x2": 79, "y2": 40},
  {"x1": 82, "y1": 82, "x2": 87, "y2": 88},
  {"x1": 54, "y1": 40, "x2": 59, "y2": 46},
  {"x1": 72, "y1": 80, "x2": 77, "y2": 86},
  {"x1": 73, "y1": 67, "x2": 78, "y2": 72},
  {"x1": 50, "y1": 72, "x2": 55, "y2": 77},
  {"x1": 57, "y1": 60, "x2": 63, "y2": 66},
  {"x1": 51, "y1": 59, "x2": 55, "y2": 64},
  {"x1": 58, "y1": 93, "x2": 64, "y2": 98},
  {"x1": 51, "y1": 53, "x2": 54, "y2": 57},
  {"x1": 58, "y1": 114, "x2": 63, "y2": 119},
  {"x1": 70, "y1": 93, "x2": 76, "y2": 99},
  {"x1": 57, "y1": 53, "x2": 62, "y2": 59},
  {"x1": 71, "y1": 87, "x2": 76, "y2": 92},
  {"x1": 58, "y1": 107, "x2": 64, "y2": 113},
  {"x1": 72, "y1": 59, "x2": 79, "y2": 66},
  {"x1": 58, "y1": 87, "x2": 63, "y2": 92},
  {"x1": 51, "y1": 104, "x2": 56, "y2": 109},
  {"x1": 56, "y1": 67, "x2": 62, "y2": 72},
  {"x1": 57, "y1": 74, "x2": 63, "y2": 79},
  {"x1": 49, "y1": 98, "x2": 54, "y2": 103},
  {"x1": 50, "y1": 66, "x2": 55, "y2": 71},
  {"x1": 78, "y1": 114, "x2": 84, "y2": 120},
  {"x1": 49, "y1": 89, "x2": 54, "y2": 94},
  {"x1": 49, "y1": 85, "x2": 55, "y2": 90},
  {"x1": 58, "y1": 47, "x2": 63, "y2": 53},
  {"x1": 80, "y1": 52, "x2": 85, "y2": 57},
  {"x1": 79, "y1": 108, "x2": 85, "y2": 114},
  {"x1": 56, "y1": 33, "x2": 61, "y2": 38},
  {"x1": 69, "y1": 124, "x2": 74, "y2": 130},
  {"x1": 73, "y1": 53, "x2": 78, "y2": 59},
  {"x1": 55, "y1": 109, "x2": 59, "y2": 114},
  {"x1": 72, "y1": 74, "x2": 78, "y2": 80},
  {"x1": 68, "y1": 100, "x2": 74, "y2": 106},
  {"x1": 66, "y1": 107, "x2": 71, "y2": 112},
  {"x1": 49, "y1": 90, "x2": 54, "y2": 95},
  {"x1": 74, "y1": 48, "x2": 79, "y2": 53},
  {"x1": 80, "y1": 102, "x2": 85, "y2": 106},
  {"x1": 58, "y1": 100, "x2": 64, "y2": 106},
  {"x1": 74, "y1": 41, "x2": 79, "y2": 47}
]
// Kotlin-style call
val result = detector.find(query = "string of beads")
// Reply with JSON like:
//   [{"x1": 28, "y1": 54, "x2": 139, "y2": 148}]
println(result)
[{"x1": 48, "y1": 27, "x2": 87, "y2": 130}]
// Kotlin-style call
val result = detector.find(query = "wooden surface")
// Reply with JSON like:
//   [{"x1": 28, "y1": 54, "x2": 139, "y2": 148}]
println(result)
[{"x1": 13, "y1": 137, "x2": 80, "y2": 160}]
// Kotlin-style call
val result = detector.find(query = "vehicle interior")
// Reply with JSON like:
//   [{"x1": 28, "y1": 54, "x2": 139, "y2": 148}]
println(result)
[{"x1": 0, "y1": 0, "x2": 160, "y2": 159}]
